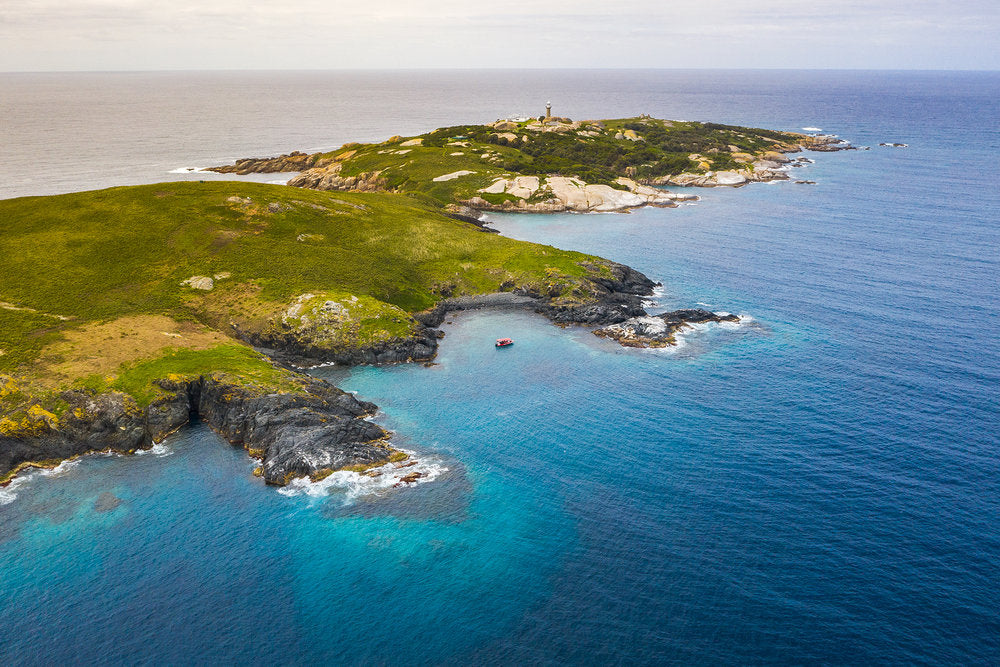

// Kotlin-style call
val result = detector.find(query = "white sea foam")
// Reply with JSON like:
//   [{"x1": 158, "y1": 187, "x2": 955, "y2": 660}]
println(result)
[
  {"x1": 135, "y1": 442, "x2": 172, "y2": 457},
  {"x1": 267, "y1": 179, "x2": 289, "y2": 185},
  {"x1": 0, "y1": 459, "x2": 83, "y2": 505},
  {"x1": 38, "y1": 458, "x2": 81, "y2": 477},
  {"x1": 168, "y1": 166, "x2": 207, "y2": 174},
  {"x1": 642, "y1": 284, "x2": 667, "y2": 309},
  {"x1": 644, "y1": 311, "x2": 756, "y2": 356},
  {"x1": 277, "y1": 450, "x2": 448, "y2": 504},
  {"x1": 802, "y1": 127, "x2": 823, "y2": 132},
  {"x1": 0, "y1": 475, "x2": 29, "y2": 505}
]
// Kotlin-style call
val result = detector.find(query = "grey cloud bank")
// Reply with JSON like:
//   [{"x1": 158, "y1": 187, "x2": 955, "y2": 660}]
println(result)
[{"x1": 1, "y1": 0, "x2": 998, "y2": 70}]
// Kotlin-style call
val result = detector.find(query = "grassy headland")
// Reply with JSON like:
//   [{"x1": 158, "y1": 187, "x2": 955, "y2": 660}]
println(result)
[
  {"x1": 0, "y1": 180, "x2": 627, "y2": 436},
  {"x1": 211, "y1": 116, "x2": 839, "y2": 212}
]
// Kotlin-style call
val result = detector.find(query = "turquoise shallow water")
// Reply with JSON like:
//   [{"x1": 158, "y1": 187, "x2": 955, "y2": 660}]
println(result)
[{"x1": 1, "y1": 71, "x2": 999, "y2": 664}]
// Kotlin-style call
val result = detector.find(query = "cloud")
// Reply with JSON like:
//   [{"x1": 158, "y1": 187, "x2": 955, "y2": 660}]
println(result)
[{"x1": 1, "y1": 0, "x2": 998, "y2": 70}]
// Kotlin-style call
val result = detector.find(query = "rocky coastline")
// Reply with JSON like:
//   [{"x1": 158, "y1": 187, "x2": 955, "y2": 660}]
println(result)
[
  {"x1": 1, "y1": 373, "x2": 399, "y2": 488},
  {"x1": 250, "y1": 261, "x2": 656, "y2": 367},
  {"x1": 209, "y1": 118, "x2": 855, "y2": 215},
  {"x1": 0, "y1": 257, "x2": 659, "y2": 490},
  {"x1": 4, "y1": 117, "x2": 849, "y2": 494}
]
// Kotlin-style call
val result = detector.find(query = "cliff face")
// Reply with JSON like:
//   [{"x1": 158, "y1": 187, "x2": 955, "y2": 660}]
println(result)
[{"x1": 1, "y1": 374, "x2": 397, "y2": 487}]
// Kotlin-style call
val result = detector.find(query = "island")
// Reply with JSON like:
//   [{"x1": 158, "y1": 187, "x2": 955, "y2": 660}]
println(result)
[
  {"x1": 209, "y1": 112, "x2": 850, "y2": 214},
  {"x1": 1, "y1": 115, "x2": 852, "y2": 492}
]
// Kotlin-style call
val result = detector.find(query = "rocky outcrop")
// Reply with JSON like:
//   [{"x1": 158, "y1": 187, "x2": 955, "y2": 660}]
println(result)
[
  {"x1": 659, "y1": 171, "x2": 751, "y2": 187},
  {"x1": 415, "y1": 261, "x2": 656, "y2": 331},
  {"x1": 193, "y1": 375, "x2": 391, "y2": 485},
  {"x1": 798, "y1": 134, "x2": 855, "y2": 152},
  {"x1": 250, "y1": 326, "x2": 442, "y2": 367},
  {"x1": 0, "y1": 391, "x2": 149, "y2": 484},
  {"x1": 534, "y1": 261, "x2": 655, "y2": 325},
  {"x1": 594, "y1": 309, "x2": 740, "y2": 347},
  {"x1": 1, "y1": 374, "x2": 398, "y2": 487},
  {"x1": 442, "y1": 204, "x2": 498, "y2": 233},
  {"x1": 287, "y1": 164, "x2": 390, "y2": 193},
  {"x1": 208, "y1": 151, "x2": 327, "y2": 174},
  {"x1": 466, "y1": 176, "x2": 698, "y2": 214}
]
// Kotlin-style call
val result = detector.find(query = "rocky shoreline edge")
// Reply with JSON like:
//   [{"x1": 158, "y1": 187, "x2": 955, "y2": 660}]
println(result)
[
  {"x1": 212, "y1": 133, "x2": 853, "y2": 215},
  {"x1": 0, "y1": 257, "x2": 746, "y2": 493}
]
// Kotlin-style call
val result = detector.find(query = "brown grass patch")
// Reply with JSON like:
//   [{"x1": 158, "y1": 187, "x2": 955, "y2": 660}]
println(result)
[
  {"x1": 33, "y1": 315, "x2": 232, "y2": 388},
  {"x1": 192, "y1": 282, "x2": 285, "y2": 338}
]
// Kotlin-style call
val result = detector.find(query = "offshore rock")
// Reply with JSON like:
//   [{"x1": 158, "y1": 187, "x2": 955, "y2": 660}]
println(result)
[{"x1": 594, "y1": 309, "x2": 739, "y2": 347}]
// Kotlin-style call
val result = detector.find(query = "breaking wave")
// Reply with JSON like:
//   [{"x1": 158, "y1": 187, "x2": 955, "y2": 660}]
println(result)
[
  {"x1": 0, "y1": 459, "x2": 82, "y2": 505},
  {"x1": 277, "y1": 451, "x2": 448, "y2": 504}
]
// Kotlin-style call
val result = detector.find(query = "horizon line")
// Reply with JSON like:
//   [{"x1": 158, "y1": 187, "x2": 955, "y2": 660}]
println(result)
[{"x1": 2, "y1": 66, "x2": 999, "y2": 75}]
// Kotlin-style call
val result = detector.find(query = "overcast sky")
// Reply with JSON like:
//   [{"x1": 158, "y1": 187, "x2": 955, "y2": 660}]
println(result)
[{"x1": 1, "y1": 0, "x2": 998, "y2": 71}]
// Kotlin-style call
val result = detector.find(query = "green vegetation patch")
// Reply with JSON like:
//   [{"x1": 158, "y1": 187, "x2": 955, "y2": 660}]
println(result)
[
  {"x1": 77, "y1": 344, "x2": 302, "y2": 408},
  {"x1": 280, "y1": 291, "x2": 419, "y2": 347},
  {"x1": 0, "y1": 180, "x2": 613, "y2": 415},
  {"x1": 0, "y1": 308, "x2": 67, "y2": 373},
  {"x1": 305, "y1": 116, "x2": 804, "y2": 207}
]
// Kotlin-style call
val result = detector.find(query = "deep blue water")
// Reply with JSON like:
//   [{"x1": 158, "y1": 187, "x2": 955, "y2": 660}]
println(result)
[{"x1": 1, "y1": 71, "x2": 999, "y2": 664}]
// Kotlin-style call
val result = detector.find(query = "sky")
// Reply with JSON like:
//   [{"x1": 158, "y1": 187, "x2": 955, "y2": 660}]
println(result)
[{"x1": 1, "y1": 0, "x2": 998, "y2": 71}]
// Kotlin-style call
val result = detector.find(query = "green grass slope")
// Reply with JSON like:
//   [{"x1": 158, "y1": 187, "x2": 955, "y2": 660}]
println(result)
[
  {"x1": 223, "y1": 116, "x2": 815, "y2": 208},
  {"x1": 0, "y1": 181, "x2": 617, "y2": 428}
]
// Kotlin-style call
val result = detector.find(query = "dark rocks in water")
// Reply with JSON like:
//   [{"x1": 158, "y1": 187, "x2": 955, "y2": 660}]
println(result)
[
  {"x1": 1, "y1": 375, "x2": 398, "y2": 488},
  {"x1": 187, "y1": 375, "x2": 393, "y2": 486},
  {"x1": 795, "y1": 180, "x2": 817, "y2": 185},
  {"x1": 594, "y1": 308, "x2": 740, "y2": 348},
  {"x1": 586, "y1": 261, "x2": 657, "y2": 297},
  {"x1": 801, "y1": 135, "x2": 855, "y2": 152},
  {"x1": 443, "y1": 205, "x2": 498, "y2": 233},
  {"x1": 207, "y1": 151, "x2": 325, "y2": 175},
  {"x1": 396, "y1": 471, "x2": 424, "y2": 486},
  {"x1": 879, "y1": 142, "x2": 908, "y2": 148},
  {"x1": 94, "y1": 492, "x2": 122, "y2": 513},
  {"x1": 413, "y1": 261, "x2": 654, "y2": 343},
  {"x1": 536, "y1": 293, "x2": 648, "y2": 326}
]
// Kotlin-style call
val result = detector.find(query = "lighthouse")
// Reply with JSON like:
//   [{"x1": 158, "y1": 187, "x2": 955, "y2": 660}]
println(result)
[{"x1": 545, "y1": 101, "x2": 552, "y2": 120}]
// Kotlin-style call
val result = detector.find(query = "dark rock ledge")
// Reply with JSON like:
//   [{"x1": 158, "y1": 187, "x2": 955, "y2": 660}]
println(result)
[
  {"x1": 258, "y1": 261, "x2": 657, "y2": 368},
  {"x1": 0, "y1": 374, "x2": 396, "y2": 488},
  {"x1": 595, "y1": 309, "x2": 740, "y2": 347}
]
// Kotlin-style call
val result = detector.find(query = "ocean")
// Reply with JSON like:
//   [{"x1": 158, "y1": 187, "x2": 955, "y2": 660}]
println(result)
[{"x1": 1, "y1": 70, "x2": 998, "y2": 664}]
